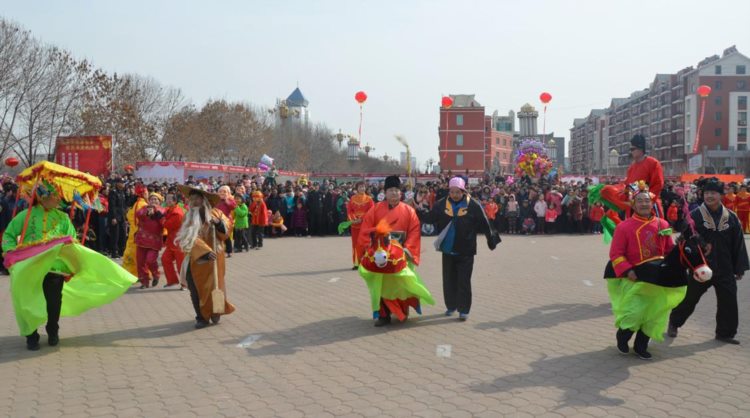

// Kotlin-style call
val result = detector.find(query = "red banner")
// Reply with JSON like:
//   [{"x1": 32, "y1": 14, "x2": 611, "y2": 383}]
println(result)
[{"x1": 55, "y1": 136, "x2": 113, "y2": 177}]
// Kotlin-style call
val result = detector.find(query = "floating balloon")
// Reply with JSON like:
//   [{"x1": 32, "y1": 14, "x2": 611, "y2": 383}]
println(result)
[
  {"x1": 441, "y1": 96, "x2": 453, "y2": 108},
  {"x1": 696, "y1": 85, "x2": 712, "y2": 98},
  {"x1": 540, "y1": 92, "x2": 552, "y2": 104},
  {"x1": 4, "y1": 157, "x2": 18, "y2": 167},
  {"x1": 260, "y1": 154, "x2": 274, "y2": 167},
  {"x1": 257, "y1": 163, "x2": 269, "y2": 171},
  {"x1": 355, "y1": 91, "x2": 368, "y2": 104}
]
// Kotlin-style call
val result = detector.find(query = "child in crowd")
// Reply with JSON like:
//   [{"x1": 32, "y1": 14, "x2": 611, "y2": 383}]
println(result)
[
  {"x1": 233, "y1": 194, "x2": 250, "y2": 251},
  {"x1": 506, "y1": 195, "x2": 518, "y2": 234},
  {"x1": 545, "y1": 202, "x2": 557, "y2": 234},
  {"x1": 534, "y1": 195, "x2": 547, "y2": 234},
  {"x1": 270, "y1": 210, "x2": 287, "y2": 237},
  {"x1": 589, "y1": 201, "x2": 604, "y2": 234},
  {"x1": 291, "y1": 200, "x2": 308, "y2": 237},
  {"x1": 520, "y1": 200, "x2": 535, "y2": 235}
]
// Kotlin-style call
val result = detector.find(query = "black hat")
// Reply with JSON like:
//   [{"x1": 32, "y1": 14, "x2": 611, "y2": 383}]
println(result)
[
  {"x1": 699, "y1": 177, "x2": 724, "y2": 195},
  {"x1": 630, "y1": 134, "x2": 646, "y2": 152},
  {"x1": 630, "y1": 134, "x2": 646, "y2": 151},
  {"x1": 384, "y1": 175, "x2": 401, "y2": 190}
]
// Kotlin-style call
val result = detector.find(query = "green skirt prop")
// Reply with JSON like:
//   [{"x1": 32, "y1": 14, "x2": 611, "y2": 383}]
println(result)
[
  {"x1": 606, "y1": 278, "x2": 687, "y2": 342},
  {"x1": 9, "y1": 241, "x2": 137, "y2": 336},
  {"x1": 359, "y1": 263, "x2": 435, "y2": 318}
]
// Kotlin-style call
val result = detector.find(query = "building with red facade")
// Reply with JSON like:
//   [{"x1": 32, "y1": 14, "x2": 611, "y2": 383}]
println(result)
[{"x1": 438, "y1": 95, "x2": 514, "y2": 174}]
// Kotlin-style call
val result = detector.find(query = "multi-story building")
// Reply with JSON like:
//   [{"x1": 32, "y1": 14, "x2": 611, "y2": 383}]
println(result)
[
  {"x1": 438, "y1": 95, "x2": 516, "y2": 174},
  {"x1": 570, "y1": 46, "x2": 750, "y2": 176}
]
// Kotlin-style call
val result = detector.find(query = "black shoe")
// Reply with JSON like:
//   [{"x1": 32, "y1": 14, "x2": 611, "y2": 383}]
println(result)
[
  {"x1": 634, "y1": 349, "x2": 653, "y2": 360},
  {"x1": 139, "y1": 284, "x2": 147, "y2": 289},
  {"x1": 716, "y1": 336, "x2": 740, "y2": 345},
  {"x1": 374, "y1": 316, "x2": 391, "y2": 327},
  {"x1": 151, "y1": 278, "x2": 159, "y2": 287},
  {"x1": 667, "y1": 323, "x2": 678, "y2": 338},
  {"x1": 210, "y1": 314, "x2": 221, "y2": 325},
  {"x1": 195, "y1": 320, "x2": 210, "y2": 329},
  {"x1": 351, "y1": 266, "x2": 358, "y2": 270},
  {"x1": 26, "y1": 332, "x2": 40, "y2": 351},
  {"x1": 616, "y1": 329, "x2": 631, "y2": 354},
  {"x1": 48, "y1": 334, "x2": 59, "y2": 347},
  {"x1": 617, "y1": 340, "x2": 629, "y2": 354}
]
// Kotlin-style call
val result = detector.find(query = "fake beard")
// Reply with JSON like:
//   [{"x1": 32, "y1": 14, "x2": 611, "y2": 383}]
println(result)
[{"x1": 175, "y1": 206, "x2": 206, "y2": 253}]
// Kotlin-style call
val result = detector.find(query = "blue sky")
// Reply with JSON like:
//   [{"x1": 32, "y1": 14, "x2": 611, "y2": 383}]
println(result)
[{"x1": 2, "y1": 0, "x2": 749, "y2": 167}]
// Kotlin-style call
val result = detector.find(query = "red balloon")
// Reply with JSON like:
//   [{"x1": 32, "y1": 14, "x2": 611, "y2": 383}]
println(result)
[
  {"x1": 354, "y1": 91, "x2": 368, "y2": 104},
  {"x1": 441, "y1": 96, "x2": 453, "y2": 108},
  {"x1": 540, "y1": 92, "x2": 552, "y2": 104},
  {"x1": 124, "y1": 164, "x2": 134, "y2": 172},
  {"x1": 4, "y1": 157, "x2": 18, "y2": 167},
  {"x1": 697, "y1": 85, "x2": 712, "y2": 98}
]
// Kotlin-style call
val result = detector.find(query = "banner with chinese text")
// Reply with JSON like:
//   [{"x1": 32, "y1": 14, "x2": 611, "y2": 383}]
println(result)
[{"x1": 55, "y1": 136, "x2": 113, "y2": 177}]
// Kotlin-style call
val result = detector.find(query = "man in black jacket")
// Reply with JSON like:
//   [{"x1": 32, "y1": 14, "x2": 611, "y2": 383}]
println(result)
[
  {"x1": 107, "y1": 178, "x2": 127, "y2": 258},
  {"x1": 669, "y1": 178, "x2": 748, "y2": 344},
  {"x1": 307, "y1": 183, "x2": 324, "y2": 236},
  {"x1": 419, "y1": 176, "x2": 500, "y2": 321}
]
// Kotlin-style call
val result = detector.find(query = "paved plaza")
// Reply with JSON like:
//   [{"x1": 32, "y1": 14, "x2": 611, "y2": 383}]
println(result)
[{"x1": 0, "y1": 234, "x2": 748, "y2": 417}]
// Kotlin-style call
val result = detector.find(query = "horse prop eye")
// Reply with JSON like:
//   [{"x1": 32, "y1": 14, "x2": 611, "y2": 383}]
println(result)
[
  {"x1": 374, "y1": 249, "x2": 388, "y2": 268},
  {"x1": 684, "y1": 247, "x2": 692, "y2": 254}
]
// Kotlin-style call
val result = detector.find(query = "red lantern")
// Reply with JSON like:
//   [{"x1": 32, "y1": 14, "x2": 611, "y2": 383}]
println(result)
[
  {"x1": 4, "y1": 157, "x2": 18, "y2": 167},
  {"x1": 697, "y1": 85, "x2": 712, "y2": 98},
  {"x1": 124, "y1": 164, "x2": 134, "y2": 172},
  {"x1": 540, "y1": 92, "x2": 552, "y2": 104},
  {"x1": 354, "y1": 91, "x2": 368, "y2": 104},
  {"x1": 441, "y1": 96, "x2": 453, "y2": 108}
]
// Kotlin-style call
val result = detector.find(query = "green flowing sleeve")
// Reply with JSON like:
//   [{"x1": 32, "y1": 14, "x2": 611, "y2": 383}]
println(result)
[{"x1": 2, "y1": 209, "x2": 28, "y2": 253}]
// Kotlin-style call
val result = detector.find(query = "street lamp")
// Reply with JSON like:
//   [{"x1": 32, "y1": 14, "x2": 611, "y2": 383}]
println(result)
[
  {"x1": 334, "y1": 129, "x2": 345, "y2": 148},
  {"x1": 363, "y1": 143, "x2": 375, "y2": 156}
]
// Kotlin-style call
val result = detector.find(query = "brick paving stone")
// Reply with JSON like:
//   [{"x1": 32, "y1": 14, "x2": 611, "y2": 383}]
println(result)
[{"x1": 0, "y1": 235, "x2": 748, "y2": 417}]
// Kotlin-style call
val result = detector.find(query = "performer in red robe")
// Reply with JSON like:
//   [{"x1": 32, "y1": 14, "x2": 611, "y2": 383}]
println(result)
[
  {"x1": 607, "y1": 182, "x2": 677, "y2": 360},
  {"x1": 357, "y1": 175, "x2": 425, "y2": 326},
  {"x1": 722, "y1": 185, "x2": 737, "y2": 212},
  {"x1": 161, "y1": 193, "x2": 185, "y2": 288},
  {"x1": 346, "y1": 182, "x2": 374, "y2": 269},
  {"x1": 625, "y1": 134, "x2": 664, "y2": 217},
  {"x1": 734, "y1": 184, "x2": 750, "y2": 234},
  {"x1": 134, "y1": 193, "x2": 165, "y2": 289}
]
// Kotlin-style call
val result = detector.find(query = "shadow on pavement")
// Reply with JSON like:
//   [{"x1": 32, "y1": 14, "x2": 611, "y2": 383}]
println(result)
[
  {"x1": 470, "y1": 340, "x2": 720, "y2": 408},
  {"x1": 0, "y1": 321, "x2": 195, "y2": 364},
  {"x1": 475, "y1": 303, "x2": 611, "y2": 332},
  {"x1": 231, "y1": 314, "x2": 456, "y2": 356}
]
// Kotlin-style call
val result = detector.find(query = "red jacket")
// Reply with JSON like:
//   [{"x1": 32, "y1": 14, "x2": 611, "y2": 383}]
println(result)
[
  {"x1": 163, "y1": 204, "x2": 185, "y2": 249},
  {"x1": 609, "y1": 214, "x2": 673, "y2": 277},
  {"x1": 667, "y1": 205, "x2": 679, "y2": 222},
  {"x1": 250, "y1": 200, "x2": 269, "y2": 226},
  {"x1": 135, "y1": 206, "x2": 165, "y2": 250},
  {"x1": 589, "y1": 205, "x2": 605, "y2": 223}
]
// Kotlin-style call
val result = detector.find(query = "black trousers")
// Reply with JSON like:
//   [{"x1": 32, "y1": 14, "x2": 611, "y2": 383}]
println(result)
[
  {"x1": 233, "y1": 228, "x2": 249, "y2": 251},
  {"x1": 224, "y1": 238, "x2": 233, "y2": 254},
  {"x1": 109, "y1": 221, "x2": 125, "y2": 256},
  {"x1": 250, "y1": 225, "x2": 264, "y2": 248},
  {"x1": 617, "y1": 328, "x2": 650, "y2": 352},
  {"x1": 185, "y1": 268, "x2": 204, "y2": 322},
  {"x1": 670, "y1": 275, "x2": 739, "y2": 338},
  {"x1": 442, "y1": 254, "x2": 475, "y2": 314},
  {"x1": 28, "y1": 273, "x2": 64, "y2": 338}
]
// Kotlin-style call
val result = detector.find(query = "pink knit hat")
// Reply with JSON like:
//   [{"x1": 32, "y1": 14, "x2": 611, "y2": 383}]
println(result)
[{"x1": 448, "y1": 177, "x2": 466, "y2": 191}]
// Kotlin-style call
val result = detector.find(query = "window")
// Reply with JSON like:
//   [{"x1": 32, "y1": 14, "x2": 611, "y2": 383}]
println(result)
[
  {"x1": 456, "y1": 153, "x2": 464, "y2": 166},
  {"x1": 737, "y1": 65, "x2": 747, "y2": 75},
  {"x1": 456, "y1": 114, "x2": 464, "y2": 126},
  {"x1": 739, "y1": 80, "x2": 747, "y2": 90},
  {"x1": 495, "y1": 151, "x2": 500, "y2": 158},
  {"x1": 739, "y1": 128, "x2": 747, "y2": 140},
  {"x1": 738, "y1": 144, "x2": 747, "y2": 151},
  {"x1": 715, "y1": 112, "x2": 722, "y2": 121},
  {"x1": 456, "y1": 134, "x2": 463, "y2": 146},
  {"x1": 495, "y1": 138, "x2": 499, "y2": 145},
  {"x1": 740, "y1": 96, "x2": 748, "y2": 109},
  {"x1": 715, "y1": 128, "x2": 722, "y2": 137},
  {"x1": 715, "y1": 65, "x2": 722, "y2": 75},
  {"x1": 715, "y1": 80, "x2": 723, "y2": 90},
  {"x1": 715, "y1": 96, "x2": 722, "y2": 105}
]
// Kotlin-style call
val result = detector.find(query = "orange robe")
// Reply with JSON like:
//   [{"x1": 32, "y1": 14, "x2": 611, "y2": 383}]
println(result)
[
  {"x1": 735, "y1": 191, "x2": 750, "y2": 233},
  {"x1": 357, "y1": 201, "x2": 422, "y2": 266},
  {"x1": 625, "y1": 156, "x2": 664, "y2": 216},
  {"x1": 346, "y1": 193, "x2": 374, "y2": 266},
  {"x1": 184, "y1": 208, "x2": 236, "y2": 321},
  {"x1": 722, "y1": 192, "x2": 737, "y2": 212}
]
